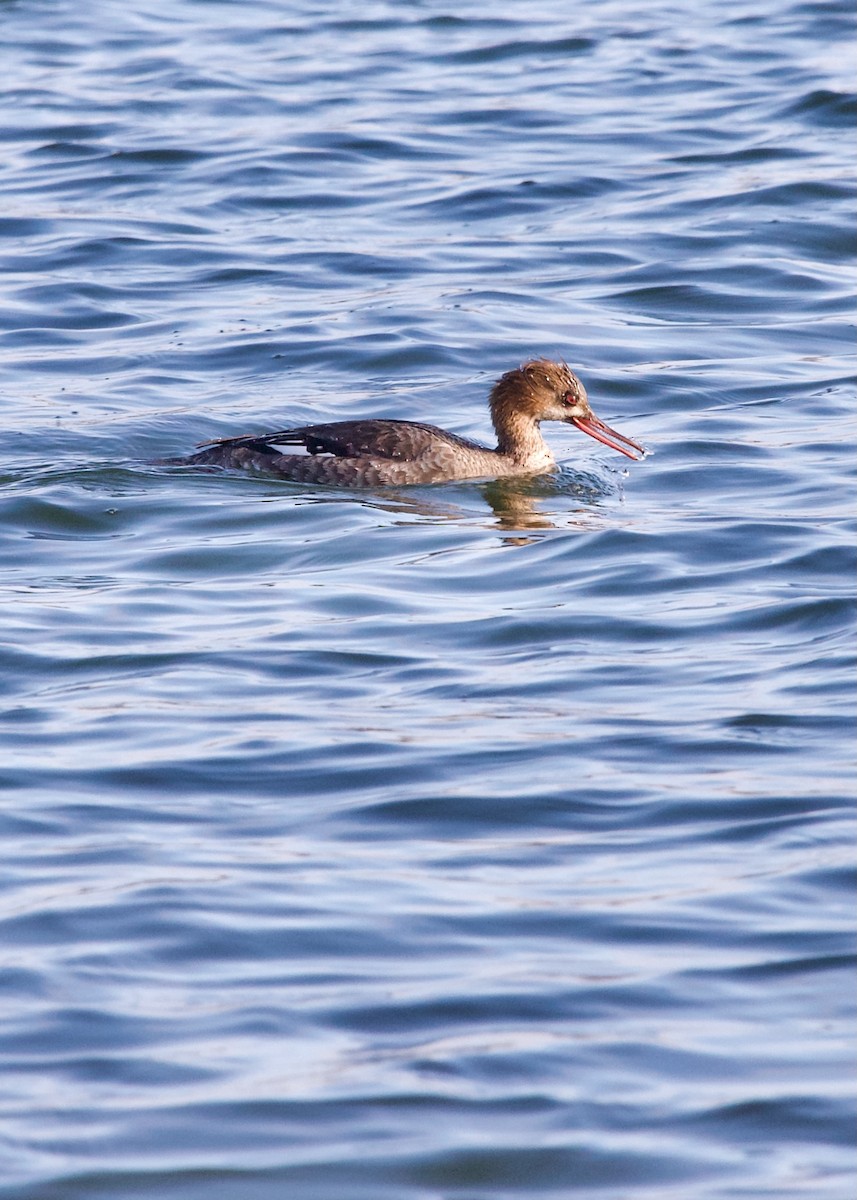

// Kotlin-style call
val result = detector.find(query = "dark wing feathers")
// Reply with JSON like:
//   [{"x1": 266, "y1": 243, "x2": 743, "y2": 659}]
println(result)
[{"x1": 199, "y1": 419, "x2": 479, "y2": 462}]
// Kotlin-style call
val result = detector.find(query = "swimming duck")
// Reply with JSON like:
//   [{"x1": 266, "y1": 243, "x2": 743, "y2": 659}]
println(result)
[{"x1": 175, "y1": 359, "x2": 645, "y2": 486}]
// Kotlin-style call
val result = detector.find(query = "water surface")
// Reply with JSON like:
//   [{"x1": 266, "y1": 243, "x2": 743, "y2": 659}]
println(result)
[{"x1": 1, "y1": 1, "x2": 854, "y2": 1197}]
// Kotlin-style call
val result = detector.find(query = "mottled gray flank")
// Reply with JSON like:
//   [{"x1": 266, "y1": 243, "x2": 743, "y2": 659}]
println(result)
[{"x1": 175, "y1": 360, "x2": 644, "y2": 486}]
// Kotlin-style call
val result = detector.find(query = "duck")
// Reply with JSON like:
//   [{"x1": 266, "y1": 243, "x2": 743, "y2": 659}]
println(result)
[{"x1": 172, "y1": 359, "x2": 645, "y2": 486}]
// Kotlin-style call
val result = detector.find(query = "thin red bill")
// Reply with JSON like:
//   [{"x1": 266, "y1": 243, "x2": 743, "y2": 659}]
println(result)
[{"x1": 571, "y1": 413, "x2": 645, "y2": 460}]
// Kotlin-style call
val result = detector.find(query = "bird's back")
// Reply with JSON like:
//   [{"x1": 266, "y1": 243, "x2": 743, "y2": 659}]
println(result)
[{"x1": 185, "y1": 418, "x2": 501, "y2": 485}]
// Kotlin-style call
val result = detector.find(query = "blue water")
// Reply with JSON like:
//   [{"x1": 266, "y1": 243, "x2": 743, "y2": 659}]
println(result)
[{"x1": 1, "y1": 1, "x2": 854, "y2": 1197}]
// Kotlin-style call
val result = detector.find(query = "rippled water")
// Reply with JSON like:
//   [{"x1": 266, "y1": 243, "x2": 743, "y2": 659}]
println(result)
[{"x1": 1, "y1": 1, "x2": 855, "y2": 1197}]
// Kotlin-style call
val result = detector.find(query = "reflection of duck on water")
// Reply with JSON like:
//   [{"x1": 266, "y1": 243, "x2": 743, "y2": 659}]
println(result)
[{"x1": 170, "y1": 359, "x2": 645, "y2": 487}]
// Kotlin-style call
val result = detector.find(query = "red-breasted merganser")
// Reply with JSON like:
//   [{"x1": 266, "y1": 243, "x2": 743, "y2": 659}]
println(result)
[{"x1": 174, "y1": 359, "x2": 645, "y2": 486}]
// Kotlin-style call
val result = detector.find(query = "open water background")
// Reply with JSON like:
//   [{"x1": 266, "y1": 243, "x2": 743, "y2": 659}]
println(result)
[{"x1": 1, "y1": 1, "x2": 855, "y2": 1197}]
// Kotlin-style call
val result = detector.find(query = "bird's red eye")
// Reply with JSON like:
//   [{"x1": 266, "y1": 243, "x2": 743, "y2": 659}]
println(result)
[{"x1": 562, "y1": 391, "x2": 576, "y2": 406}]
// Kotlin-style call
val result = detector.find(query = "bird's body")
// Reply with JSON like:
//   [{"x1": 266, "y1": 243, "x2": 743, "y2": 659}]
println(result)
[{"x1": 172, "y1": 360, "x2": 644, "y2": 486}]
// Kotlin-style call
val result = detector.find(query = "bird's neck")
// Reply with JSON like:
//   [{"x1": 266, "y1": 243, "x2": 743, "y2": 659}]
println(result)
[{"x1": 491, "y1": 395, "x2": 554, "y2": 467}]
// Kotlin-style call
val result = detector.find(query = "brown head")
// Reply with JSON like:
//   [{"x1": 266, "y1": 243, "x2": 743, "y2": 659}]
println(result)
[{"x1": 490, "y1": 358, "x2": 645, "y2": 460}]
